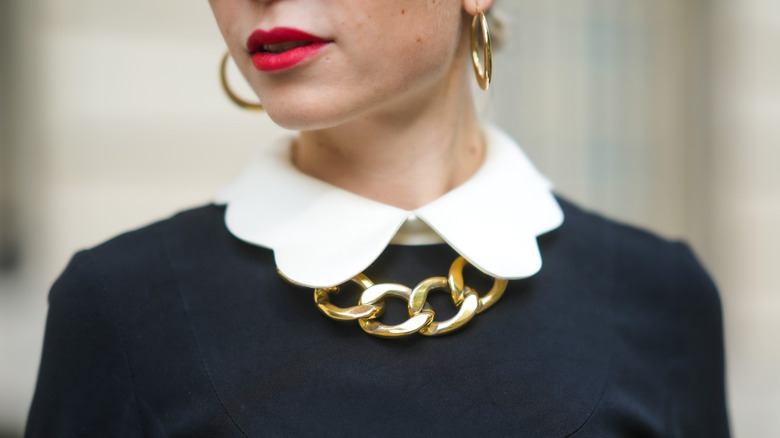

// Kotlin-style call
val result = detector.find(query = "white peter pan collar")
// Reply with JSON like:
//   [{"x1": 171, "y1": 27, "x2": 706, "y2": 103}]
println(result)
[{"x1": 214, "y1": 126, "x2": 564, "y2": 288}]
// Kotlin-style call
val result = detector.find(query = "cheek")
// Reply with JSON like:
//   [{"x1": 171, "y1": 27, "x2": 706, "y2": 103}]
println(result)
[
  {"x1": 345, "y1": 8, "x2": 463, "y2": 89},
  {"x1": 210, "y1": 2, "x2": 249, "y2": 56},
  {"x1": 209, "y1": 2, "x2": 232, "y2": 39}
]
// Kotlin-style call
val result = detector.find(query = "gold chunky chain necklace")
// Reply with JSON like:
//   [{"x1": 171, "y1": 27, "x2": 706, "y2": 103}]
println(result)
[{"x1": 284, "y1": 257, "x2": 508, "y2": 338}]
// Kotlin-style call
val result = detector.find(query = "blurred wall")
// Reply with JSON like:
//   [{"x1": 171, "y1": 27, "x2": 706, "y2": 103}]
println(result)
[
  {"x1": 710, "y1": 0, "x2": 780, "y2": 433},
  {"x1": 1, "y1": 0, "x2": 778, "y2": 436},
  {"x1": 0, "y1": 0, "x2": 16, "y2": 272}
]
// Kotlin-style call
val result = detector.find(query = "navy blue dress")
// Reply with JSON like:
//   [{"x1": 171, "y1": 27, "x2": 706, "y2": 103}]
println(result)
[{"x1": 26, "y1": 198, "x2": 730, "y2": 437}]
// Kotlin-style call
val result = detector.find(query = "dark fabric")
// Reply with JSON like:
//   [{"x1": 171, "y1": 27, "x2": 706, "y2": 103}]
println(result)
[{"x1": 26, "y1": 198, "x2": 730, "y2": 437}]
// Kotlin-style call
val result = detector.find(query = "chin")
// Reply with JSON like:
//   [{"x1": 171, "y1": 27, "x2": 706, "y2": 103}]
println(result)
[
  {"x1": 265, "y1": 110, "x2": 338, "y2": 132},
  {"x1": 263, "y1": 99, "x2": 363, "y2": 132}
]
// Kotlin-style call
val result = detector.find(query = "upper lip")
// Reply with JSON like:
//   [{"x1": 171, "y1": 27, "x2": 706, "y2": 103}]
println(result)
[{"x1": 247, "y1": 27, "x2": 329, "y2": 54}]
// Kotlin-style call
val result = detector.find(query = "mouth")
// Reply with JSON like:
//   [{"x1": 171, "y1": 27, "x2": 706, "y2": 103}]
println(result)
[
  {"x1": 259, "y1": 41, "x2": 317, "y2": 54},
  {"x1": 247, "y1": 27, "x2": 332, "y2": 72}
]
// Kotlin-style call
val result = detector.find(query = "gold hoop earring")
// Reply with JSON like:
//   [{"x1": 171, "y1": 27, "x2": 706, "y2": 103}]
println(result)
[
  {"x1": 220, "y1": 50, "x2": 264, "y2": 111},
  {"x1": 471, "y1": 10, "x2": 492, "y2": 91}
]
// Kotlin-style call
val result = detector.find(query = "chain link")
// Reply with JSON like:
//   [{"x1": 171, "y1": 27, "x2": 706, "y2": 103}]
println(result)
[{"x1": 312, "y1": 257, "x2": 508, "y2": 338}]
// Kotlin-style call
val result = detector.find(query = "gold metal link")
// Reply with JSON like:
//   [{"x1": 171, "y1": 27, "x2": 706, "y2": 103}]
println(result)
[
  {"x1": 358, "y1": 284, "x2": 435, "y2": 338},
  {"x1": 306, "y1": 257, "x2": 509, "y2": 338},
  {"x1": 314, "y1": 274, "x2": 383, "y2": 321},
  {"x1": 448, "y1": 257, "x2": 509, "y2": 314},
  {"x1": 409, "y1": 277, "x2": 480, "y2": 337}
]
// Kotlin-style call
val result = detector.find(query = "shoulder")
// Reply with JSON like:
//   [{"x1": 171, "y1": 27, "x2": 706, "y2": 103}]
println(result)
[
  {"x1": 50, "y1": 204, "x2": 231, "y2": 304},
  {"x1": 64, "y1": 204, "x2": 226, "y2": 273},
  {"x1": 551, "y1": 196, "x2": 721, "y2": 319},
  {"x1": 554, "y1": 195, "x2": 689, "y2": 260},
  {"x1": 554, "y1": 196, "x2": 713, "y2": 278},
  {"x1": 85, "y1": 203, "x2": 226, "y2": 262}
]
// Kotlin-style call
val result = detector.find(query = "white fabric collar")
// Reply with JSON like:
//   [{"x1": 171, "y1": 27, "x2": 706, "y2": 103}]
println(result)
[{"x1": 214, "y1": 126, "x2": 564, "y2": 288}]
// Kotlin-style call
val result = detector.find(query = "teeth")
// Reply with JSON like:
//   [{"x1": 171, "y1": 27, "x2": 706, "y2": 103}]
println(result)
[{"x1": 261, "y1": 41, "x2": 312, "y2": 54}]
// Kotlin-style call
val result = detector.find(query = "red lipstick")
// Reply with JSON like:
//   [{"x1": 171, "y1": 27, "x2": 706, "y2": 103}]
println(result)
[{"x1": 247, "y1": 28, "x2": 331, "y2": 72}]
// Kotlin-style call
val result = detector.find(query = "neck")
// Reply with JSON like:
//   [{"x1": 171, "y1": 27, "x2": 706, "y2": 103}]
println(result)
[{"x1": 293, "y1": 72, "x2": 484, "y2": 211}]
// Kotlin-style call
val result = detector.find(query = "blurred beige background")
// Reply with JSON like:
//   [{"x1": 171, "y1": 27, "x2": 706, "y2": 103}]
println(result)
[{"x1": 1, "y1": 0, "x2": 778, "y2": 436}]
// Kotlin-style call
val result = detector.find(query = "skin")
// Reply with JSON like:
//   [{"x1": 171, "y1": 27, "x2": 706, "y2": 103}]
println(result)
[{"x1": 209, "y1": 0, "x2": 494, "y2": 210}]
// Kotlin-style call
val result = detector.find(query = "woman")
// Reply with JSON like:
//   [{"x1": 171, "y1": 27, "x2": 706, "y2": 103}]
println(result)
[{"x1": 26, "y1": 0, "x2": 730, "y2": 436}]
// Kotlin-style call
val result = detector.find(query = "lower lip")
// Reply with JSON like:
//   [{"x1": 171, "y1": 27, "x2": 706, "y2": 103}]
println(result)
[{"x1": 251, "y1": 42, "x2": 329, "y2": 72}]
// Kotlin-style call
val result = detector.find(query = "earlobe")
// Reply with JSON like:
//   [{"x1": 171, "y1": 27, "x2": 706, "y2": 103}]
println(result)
[{"x1": 462, "y1": 0, "x2": 495, "y2": 16}]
